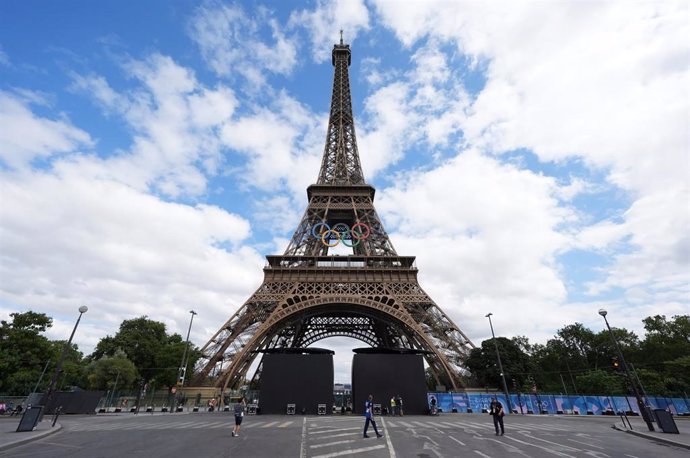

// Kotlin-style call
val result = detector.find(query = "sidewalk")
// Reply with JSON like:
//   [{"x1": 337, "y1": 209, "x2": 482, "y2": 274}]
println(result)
[
  {"x1": 611, "y1": 415, "x2": 690, "y2": 450},
  {"x1": 0, "y1": 416, "x2": 62, "y2": 452}
]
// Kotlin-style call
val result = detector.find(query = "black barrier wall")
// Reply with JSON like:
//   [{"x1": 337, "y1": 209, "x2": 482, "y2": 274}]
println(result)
[
  {"x1": 40, "y1": 391, "x2": 104, "y2": 414},
  {"x1": 352, "y1": 353, "x2": 427, "y2": 415},
  {"x1": 259, "y1": 353, "x2": 334, "y2": 414}
]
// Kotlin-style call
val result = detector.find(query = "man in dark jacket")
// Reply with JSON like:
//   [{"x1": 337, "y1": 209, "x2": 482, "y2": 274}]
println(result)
[{"x1": 489, "y1": 398, "x2": 505, "y2": 435}]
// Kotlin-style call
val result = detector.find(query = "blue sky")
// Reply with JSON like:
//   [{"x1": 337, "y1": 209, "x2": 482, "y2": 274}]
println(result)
[{"x1": 1, "y1": 0, "x2": 688, "y2": 383}]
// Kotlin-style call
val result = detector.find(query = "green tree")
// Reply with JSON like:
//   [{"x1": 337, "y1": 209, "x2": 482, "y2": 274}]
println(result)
[
  {"x1": 0, "y1": 312, "x2": 54, "y2": 395},
  {"x1": 90, "y1": 316, "x2": 199, "y2": 388},
  {"x1": 86, "y1": 350, "x2": 138, "y2": 391},
  {"x1": 575, "y1": 369, "x2": 626, "y2": 394},
  {"x1": 47, "y1": 339, "x2": 86, "y2": 391},
  {"x1": 465, "y1": 337, "x2": 532, "y2": 390}
]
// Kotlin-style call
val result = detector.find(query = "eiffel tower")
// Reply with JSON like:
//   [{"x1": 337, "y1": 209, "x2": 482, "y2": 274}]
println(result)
[{"x1": 194, "y1": 35, "x2": 474, "y2": 391}]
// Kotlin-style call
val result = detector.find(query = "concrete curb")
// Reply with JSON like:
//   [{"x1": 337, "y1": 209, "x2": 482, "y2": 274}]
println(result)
[
  {"x1": 611, "y1": 423, "x2": 690, "y2": 450},
  {"x1": 0, "y1": 422, "x2": 62, "y2": 452}
]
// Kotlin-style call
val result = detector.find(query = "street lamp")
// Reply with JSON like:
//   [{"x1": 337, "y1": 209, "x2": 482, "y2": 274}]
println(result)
[
  {"x1": 598, "y1": 308, "x2": 654, "y2": 431},
  {"x1": 485, "y1": 312, "x2": 511, "y2": 412},
  {"x1": 42, "y1": 305, "x2": 88, "y2": 415},
  {"x1": 174, "y1": 310, "x2": 197, "y2": 412}
]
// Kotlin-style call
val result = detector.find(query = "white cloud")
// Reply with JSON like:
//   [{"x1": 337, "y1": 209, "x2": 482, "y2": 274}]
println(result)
[
  {"x1": 71, "y1": 54, "x2": 237, "y2": 198},
  {"x1": 377, "y1": 150, "x2": 576, "y2": 340},
  {"x1": 290, "y1": 0, "x2": 370, "y2": 62},
  {"x1": 373, "y1": 0, "x2": 690, "y2": 327},
  {"x1": 0, "y1": 167, "x2": 264, "y2": 353},
  {"x1": 220, "y1": 91, "x2": 324, "y2": 196},
  {"x1": 188, "y1": 2, "x2": 298, "y2": 86},
  {"x1": 0, "y1": 91, "x2": 93, "y2": 168}
]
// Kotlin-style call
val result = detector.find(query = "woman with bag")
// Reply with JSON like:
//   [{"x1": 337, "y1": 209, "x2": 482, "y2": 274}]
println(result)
[{"x1": 489, "y1": 398, "x2": 505, "y2": 436}]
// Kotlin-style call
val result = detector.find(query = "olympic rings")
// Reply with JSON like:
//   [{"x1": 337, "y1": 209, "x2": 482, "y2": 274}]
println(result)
[{"x1": 311, "y1": 222, "x2": 371, "y2": 247}]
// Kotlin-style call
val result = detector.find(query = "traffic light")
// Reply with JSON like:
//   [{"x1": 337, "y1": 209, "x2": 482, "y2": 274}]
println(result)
[{"x1": 611, "y1": 356, "x2": 621, "y2": 371}]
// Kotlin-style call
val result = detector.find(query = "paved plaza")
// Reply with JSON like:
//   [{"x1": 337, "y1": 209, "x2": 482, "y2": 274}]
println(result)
[{"x1": 1, "y1": 412, "x2": 689, "y2": 457}]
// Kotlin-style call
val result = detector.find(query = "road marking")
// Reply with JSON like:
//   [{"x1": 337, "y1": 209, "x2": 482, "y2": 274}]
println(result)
[
  {"x1": 398, "y1": 421, "x2": 414, "y2": 428},
  {"x1": 260, "y1": 421, "x2": 280, "y2": 428},
  {"x1": 310, "y1": 427, "x2": 361, "y2": 434},
  {"x1": 318, "y1": 432, "x2": 361, "y2": 440},
  {"x1": 310, "y1": 439, "x2": 359, "y2": 449},
  {"x1": 380, "y1": 416, "x2": 396, "y2": 458},
  {"x1": 386, "y1": 421, "x2": 396, "y2": 427},
  {"x1": 502, "y1": 435, "x2": 577, "y2": 457},
  {"x1": 474, "y1": 451, "x2": 492, "y2": 458},
  {"x1": 567, "y1": 438, "x2": 604, "y2": 449},
  {"x1": 300, "y1": 417, "x2": 307, "y2": 458},
  {"x1": 278, "y1": 421, "x2": 293, "y2": 428},
  {"x1": 449, "y1": 436, "x2": 466, "y2": 446},
  {"x1": 243, "y1": 421, "x2": 261, "y2": 428},
  {"x1": 311, "y1": 444, "x2": 386, "y2": 458},
  {"x1": 519, "y1": 433, "x2": 581, "y2": 452}
]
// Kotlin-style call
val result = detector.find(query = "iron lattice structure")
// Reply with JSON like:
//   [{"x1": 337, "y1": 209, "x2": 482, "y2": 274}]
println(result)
[{"x1": 194, "y1": 38, "x2": 474, "y2": 391}]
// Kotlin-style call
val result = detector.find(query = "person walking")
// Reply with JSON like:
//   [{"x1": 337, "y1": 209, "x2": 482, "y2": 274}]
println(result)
[
  {"x1": 390, "y1": 396, "x2": 396, "y2": 416},
  {"x1": 489, "y1": 398, "x2": 505, "y2": 436},
  {"x1": 363, "y1": 395, "x2": 383, "y2": 438},
  {"x1": 232, "y1": 397, "x2": 246, "y2": 437},
  {"x1": 396, "y1": 395, "x2": 403, "y2": 416}
]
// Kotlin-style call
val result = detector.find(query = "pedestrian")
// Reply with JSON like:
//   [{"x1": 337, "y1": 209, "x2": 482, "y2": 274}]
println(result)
[
  {"x1": 363, "y1": 395, "x2": 383, "y2": 438},
  {"x1": 232, "y1": 397, "x2": 246, "y2": 437},
  {"x1": 429, "y1": 395, "x2": 437, "y2": 415},
  {"x1": 396, "y1": 395, "x2": 403, "y2": 416},
  {"x1": 489, "y1": 397, "x2": 505, "y2": 436},
  {"x1": 390, "y1": 396, "x2": 396, "y2": 416}
]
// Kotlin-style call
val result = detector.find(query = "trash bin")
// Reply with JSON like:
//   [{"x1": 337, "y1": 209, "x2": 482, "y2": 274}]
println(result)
[{"x1": 653, "y1": 409, "x2": 679, "y2": 434}]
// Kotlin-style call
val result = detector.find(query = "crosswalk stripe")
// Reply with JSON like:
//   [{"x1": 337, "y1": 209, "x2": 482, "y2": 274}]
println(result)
[
  {"x1": 260, "y1": 421, "x2": 280, "y2": 428},
  {"x1": 278, "y1": 421, "x2": 293, "y2": 428},
  {"x1": 309, "y1": 439, "x2": 358, "y2": 449},
  {"x1": 311, "y1": 427, "x2": 360, "y2": 435},
  {"x1": 316, "y1": 432, "x2": 360, "y2": 440},
  {"x1": 312, "y1": 445, "x2": 386, "y2": 458},
  {"x1": 397, "y1": 421, "x2": 414, "y2": 428}
]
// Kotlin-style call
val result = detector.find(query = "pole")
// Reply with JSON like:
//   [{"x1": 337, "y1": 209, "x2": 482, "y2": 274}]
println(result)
[
  {"x1": 599, "y1": 310, "x2": 654, "y2": 431},
  {"x1": 31, "y1": 359, "x2": 51, "y2": 399},
  {"x1": 485, "y1": 313, "x2": 511, "y2": 412},
  {"x1": 175, "y1": 310, "x2": 197, "y2": 412},
  {"x1": 41, "y1": 306, "x2": 88, "y2": 416},
  {"x1": 629, "y1": 363, "x2": 651, "y2": 405},
  {"x1": 559, "y1": 373, "x2": 570, "y2": 413},
  {"x1": 108, "y1": 370, "x2": 120, "y2": 412}
]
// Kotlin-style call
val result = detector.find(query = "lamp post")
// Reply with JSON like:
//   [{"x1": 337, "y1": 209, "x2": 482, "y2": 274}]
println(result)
[
  {"x1": 174, "y1": 310, "x2": 197, "y2": 411},
  {"x1": 42, "y1": 306, "x2": 88, "y2": 415},
  {"x1": 598, "y1": 308, "x2": 654, "y2": 431},
  {"x1": 485, "y1": 313, "x2": 511, "y2": 412}
]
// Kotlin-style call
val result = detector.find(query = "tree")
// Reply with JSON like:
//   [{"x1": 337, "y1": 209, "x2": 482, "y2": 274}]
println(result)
[
  {"x1": 0, "y1": 312, "x2": 54, "y2": 395},
  {"x1": 575, "y1": 369, "x2": 626, "y2": 395},
  {"x1": 86, "y1": 350, "x2": 138, "y2": 391},
  {"x1": 465, "y1": 337, "x2": 532, "y2": 389},
  {"x1": 90, "y1": 316, "x2": 199, "y2": 388},
  {"x1": 47, "y1": 339, "x2": 86, "y2": 391}
]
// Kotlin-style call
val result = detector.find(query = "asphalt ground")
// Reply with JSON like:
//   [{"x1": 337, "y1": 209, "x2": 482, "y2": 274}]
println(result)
[{"x1": 1, "y1": 412, "x2": 689, "y2": 457}]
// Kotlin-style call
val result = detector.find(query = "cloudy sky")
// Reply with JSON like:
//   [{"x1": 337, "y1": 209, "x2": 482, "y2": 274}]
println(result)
[{"x1": 1, "y1": 0, "x2": 688, "y2": 384}]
